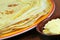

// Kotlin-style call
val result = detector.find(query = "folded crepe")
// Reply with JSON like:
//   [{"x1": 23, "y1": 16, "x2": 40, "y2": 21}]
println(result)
[{"x1": 0, "y1": 0, "x2": 52, "y2": 35}]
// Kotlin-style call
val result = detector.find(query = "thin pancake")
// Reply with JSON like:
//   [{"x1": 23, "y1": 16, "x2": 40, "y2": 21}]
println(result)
[{"x1": 0, "y1": 0, "x2": 52, "y2": 35}]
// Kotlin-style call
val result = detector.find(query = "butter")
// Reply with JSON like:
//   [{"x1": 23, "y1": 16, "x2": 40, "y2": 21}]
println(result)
[{"x1": 43, "y1": 18, "x2": 60, "y2": 35}]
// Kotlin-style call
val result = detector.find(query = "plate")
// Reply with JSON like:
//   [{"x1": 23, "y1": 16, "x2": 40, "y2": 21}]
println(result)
[{"x1": 0, "y1": 0, "x2": 55, "y2": 39}]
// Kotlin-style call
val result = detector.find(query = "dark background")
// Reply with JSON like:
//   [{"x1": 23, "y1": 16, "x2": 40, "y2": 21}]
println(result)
[{"x1": 5, "y1": 0, "x2": 60, "y2": 40}]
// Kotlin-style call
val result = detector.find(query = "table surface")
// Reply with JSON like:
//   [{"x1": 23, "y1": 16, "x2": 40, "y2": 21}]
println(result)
[{"x1": 5, "y1": 0, "x2": 60, "y2": 40}]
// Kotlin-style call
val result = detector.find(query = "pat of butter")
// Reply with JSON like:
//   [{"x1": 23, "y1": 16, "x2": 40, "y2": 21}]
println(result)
[{"x1": 43, "y1": 18, "x2": 60, "y2": 35}]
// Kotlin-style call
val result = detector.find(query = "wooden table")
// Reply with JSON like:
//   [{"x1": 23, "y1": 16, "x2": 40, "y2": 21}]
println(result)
[{"x1": 5, "y1": 0, "x2": 60, "y2": 40}]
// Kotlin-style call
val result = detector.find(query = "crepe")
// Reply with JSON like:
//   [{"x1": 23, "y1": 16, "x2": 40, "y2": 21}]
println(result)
[{"x1": 0, "y1": 0, "x2": 52, "y2": 35}]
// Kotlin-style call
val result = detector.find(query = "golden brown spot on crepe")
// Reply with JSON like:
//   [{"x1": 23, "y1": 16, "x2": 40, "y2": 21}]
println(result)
[
  {"x1": 5, "y1": 10, "x2": 14, "y2": 14},
  {"x1": 43, "y1": 10, "x2": 46, "y2": 12},
  {"x1": 0, "y1": 12, "x2": 3, "y2": 14},
  {"x1": 8, "y1": 4, "x2": 18, "y2": 7}
]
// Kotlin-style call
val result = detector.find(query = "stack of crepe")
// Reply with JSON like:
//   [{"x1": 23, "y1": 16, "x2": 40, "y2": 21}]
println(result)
[{"x1": 0, "y1": 0, "x2": 52, "y2": 35}]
